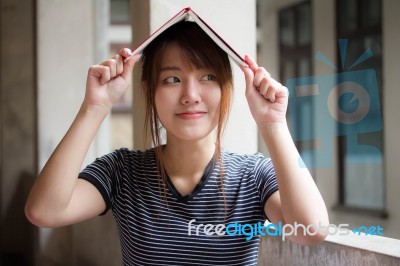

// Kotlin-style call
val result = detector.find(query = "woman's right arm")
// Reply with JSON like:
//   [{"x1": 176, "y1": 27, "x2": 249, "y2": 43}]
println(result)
[{"x1": 25, "y1": 49, "x2": 140, "y2": 228}]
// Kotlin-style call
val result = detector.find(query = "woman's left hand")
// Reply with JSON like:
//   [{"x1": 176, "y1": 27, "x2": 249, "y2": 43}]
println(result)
[{"x1": 240, "y1": 55, "x2": 288, "y2": 126}]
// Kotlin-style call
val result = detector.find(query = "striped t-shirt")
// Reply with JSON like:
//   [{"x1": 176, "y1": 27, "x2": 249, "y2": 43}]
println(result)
[{"x1": 79, "y1": 147, "x2": 278, "y2": 265}]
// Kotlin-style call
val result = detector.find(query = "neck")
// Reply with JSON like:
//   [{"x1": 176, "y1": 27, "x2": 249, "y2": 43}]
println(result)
[{"x1": 162, "y1": 135, "x2": 216, "y2": 178}]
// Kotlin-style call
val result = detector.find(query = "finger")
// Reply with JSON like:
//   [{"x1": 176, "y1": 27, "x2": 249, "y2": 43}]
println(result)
[
  {"x1": 267, "y1": 80, "x2": 286, "y2": 102},
  {"x1": 265, "y1": 82, "x2": 278, "y2": 102},
  {"x1": 88, "y1": 65, "x2": 111, "y2": 85},
  {"x1": 240, "y1": 64, "x2": 255, "y2": 95},
  {"x1": 120, "y1": 48, "x2": 136, "y2": 63},
  {"x1": 100, "y1": 59, "x2": 117, "y2": 78},
  {"x1": 244, "y1": 55, "x2": 258, "y2": 74},
  {"x1": 254, "y1": 67, "x2": 271, "y2": 87},
  {"x1": 121, "y1": 53, "x2": 141, "y2": 81},
  {"x1": 114, "y1": 54, "x2": 124, "y2": 76},
  {"x1": 119, "y1": 48, "x2": 132, "y2": 58},
  {"x1": 276, "y1": 83, "x2": 289, "y2": 98},
  {"x1": 259, "y1": 78, "x2": 272, "y2": 97}
]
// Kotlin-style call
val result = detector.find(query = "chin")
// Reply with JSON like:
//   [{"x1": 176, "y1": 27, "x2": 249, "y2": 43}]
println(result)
[{"x1": 170, "y1": 129, "x2": 215, "y2": 143}]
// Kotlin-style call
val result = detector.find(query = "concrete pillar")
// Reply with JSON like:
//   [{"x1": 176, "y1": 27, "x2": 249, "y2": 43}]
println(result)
[
  {"x1": 131, "y1": 0, "x2": 258, "y2": 154},
  {"x1": 383, "y1": 0, "x2": 400, "y2": 238}
]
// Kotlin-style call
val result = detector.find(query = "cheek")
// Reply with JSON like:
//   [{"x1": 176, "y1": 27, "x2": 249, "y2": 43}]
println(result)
[
  {"x1": 154, "y1": 91, "x2": 166, "y2": 120},
  {"x1": 154, "y1": 91, "x2": 162, "y2": 112},
  {"x1": 208, "y1": 88, "x2": 222, "y2": 112},
  {"x1": 154, "y1": 87, "x2": 169, "y2": 110},
  {"x1": 154, "y1": 88, "x2": 175, "y2": 127}
]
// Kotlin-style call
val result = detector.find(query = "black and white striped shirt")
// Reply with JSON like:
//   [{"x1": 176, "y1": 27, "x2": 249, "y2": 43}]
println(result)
[{"x1": 80, "y1": 147, "x2": 278, "y2": 265}]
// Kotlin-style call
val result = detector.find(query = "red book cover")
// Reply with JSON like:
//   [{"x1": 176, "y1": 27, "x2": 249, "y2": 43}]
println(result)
[{"x1": 131, "y1": 7, "x2": 246, "y2": 66}]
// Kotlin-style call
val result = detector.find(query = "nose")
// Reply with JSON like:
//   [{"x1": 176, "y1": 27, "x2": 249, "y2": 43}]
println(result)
[{"x1": 181, "y1": 80, "x2": 201, "y2": 105}]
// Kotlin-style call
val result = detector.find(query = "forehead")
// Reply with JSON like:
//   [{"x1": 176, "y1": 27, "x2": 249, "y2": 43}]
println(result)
[{"x1": 160, "y1": 42, "x2": 194, "y2": 70}]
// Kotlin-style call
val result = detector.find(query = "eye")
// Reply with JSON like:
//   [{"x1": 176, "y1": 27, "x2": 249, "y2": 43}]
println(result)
[
  {"x1": 164, "y1": 76, "x2": 181, "y2": 84},
  {"x1": 201, "y1": 74, "x2": 217, "y2": 81}
]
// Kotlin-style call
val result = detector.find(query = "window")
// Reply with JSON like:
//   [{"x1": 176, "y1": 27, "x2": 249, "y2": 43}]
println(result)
[{"x1": 336, "y1": 0, "x2": 385, "y2": 214}]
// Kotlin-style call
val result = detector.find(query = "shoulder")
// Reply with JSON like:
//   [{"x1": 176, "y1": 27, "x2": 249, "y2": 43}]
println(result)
[
  {"x1": 220, "y1": 149, "x2": 277, "y2": 194},
  {"x1": 220, "y1": 149, "x2": 274, "y2": 179},
  {"x1": 97, "y1": 147, "x2": 157, "y2": 168},
  {"x1": 221, "y1": 148, "x2": 271, "y2": 168},
  {"x1": 112, "y1": 147, "x2": 155, "y2": 159}
]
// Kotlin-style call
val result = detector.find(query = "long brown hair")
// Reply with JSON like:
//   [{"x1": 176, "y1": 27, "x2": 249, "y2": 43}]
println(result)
[{"x1": 140, "y1": 21, "x2": 233, "y2": 217}]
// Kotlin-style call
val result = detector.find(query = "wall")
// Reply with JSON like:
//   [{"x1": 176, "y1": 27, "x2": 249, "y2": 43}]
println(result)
[
  {"x1": 36, "y1": 0, "x2": 119, "y2": 265},
  {"x1": 0, "y1": 0, "x2": 36, "y2": 264}
]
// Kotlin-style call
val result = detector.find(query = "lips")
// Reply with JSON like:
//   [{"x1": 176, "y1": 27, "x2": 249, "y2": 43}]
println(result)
[{"x1": 176, "y1": 111, "x2": 206, "y2": 120}]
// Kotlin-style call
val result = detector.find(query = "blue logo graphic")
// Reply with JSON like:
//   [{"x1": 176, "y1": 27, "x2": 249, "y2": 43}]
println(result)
[{"x1": 286, "y1": 39, "x2": 382, "y2": 168}]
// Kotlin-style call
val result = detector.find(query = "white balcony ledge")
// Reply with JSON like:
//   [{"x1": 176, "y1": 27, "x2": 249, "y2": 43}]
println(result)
[{"x1": 257, "y1": 230, "x2": 400, "y2": 265}]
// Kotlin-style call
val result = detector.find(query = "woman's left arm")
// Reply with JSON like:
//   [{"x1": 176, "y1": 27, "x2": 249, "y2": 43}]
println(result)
[{"x1": 241, "y1": 55, "x2": 329, "y2": 245}]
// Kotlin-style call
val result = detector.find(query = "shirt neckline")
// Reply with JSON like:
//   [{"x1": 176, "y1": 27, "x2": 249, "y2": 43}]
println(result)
[{"x1": 165, "y1": 157, "x2": 216, "y2": 203}]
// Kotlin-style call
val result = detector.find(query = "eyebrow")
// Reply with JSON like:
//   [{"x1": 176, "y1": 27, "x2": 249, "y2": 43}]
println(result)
[{"x1": 160, "y1": 66, "x2": 182, "y2": 72}]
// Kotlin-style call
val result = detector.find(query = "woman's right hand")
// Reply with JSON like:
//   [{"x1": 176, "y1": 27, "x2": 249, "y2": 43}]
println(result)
[{"x1": 83, "y1": 48, "x2": 141, "y2": 112}]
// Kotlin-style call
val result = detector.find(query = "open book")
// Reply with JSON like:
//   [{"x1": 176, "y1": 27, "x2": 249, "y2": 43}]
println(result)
[{"x1": 131, "y1": 7, "x2": 247, "y2": 67}]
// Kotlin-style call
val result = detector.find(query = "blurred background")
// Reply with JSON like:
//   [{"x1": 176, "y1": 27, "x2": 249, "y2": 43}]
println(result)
[{"x1": 1, "y1": 0, "x2": 399, "y2": 265}]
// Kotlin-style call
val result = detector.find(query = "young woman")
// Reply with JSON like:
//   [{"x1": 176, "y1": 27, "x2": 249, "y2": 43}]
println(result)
[{"x1": 25, "y1": 21, "x2": 329, "y2": 265}]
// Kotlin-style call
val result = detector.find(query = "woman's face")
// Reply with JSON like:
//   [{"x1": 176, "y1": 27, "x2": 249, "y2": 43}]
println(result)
[{"x1": 155, "y1": 42, "x2": 222, "y2": 142}]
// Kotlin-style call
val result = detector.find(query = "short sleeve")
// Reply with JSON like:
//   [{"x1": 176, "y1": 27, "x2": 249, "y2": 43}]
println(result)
[
  {"x1": 252, "y1": 153, "x2": 279, "y2": 219},
  {"x1": 79, "y1": 149, "x2": 126, "y2": 215}
]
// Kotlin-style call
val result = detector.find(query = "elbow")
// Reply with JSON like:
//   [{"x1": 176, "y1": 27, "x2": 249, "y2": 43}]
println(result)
[
  {"x1": 298, "y1": 207, "x2": 330, "y2": 245},
  {"x1": 25, "y1": 203, "x2": 57, "y2": 228},
  {"x1": 288, "y1": 227, "x2": 328, "y2": 246},
  {"x1": 24, "y1": 203, "x2": 43, "y2": 227},
  {"x1": 301, "y1": 230, "x2": 328, "y2": 246},
  {"x1": 292, "y1": 219, "x2": 330, "y2": 246}
]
